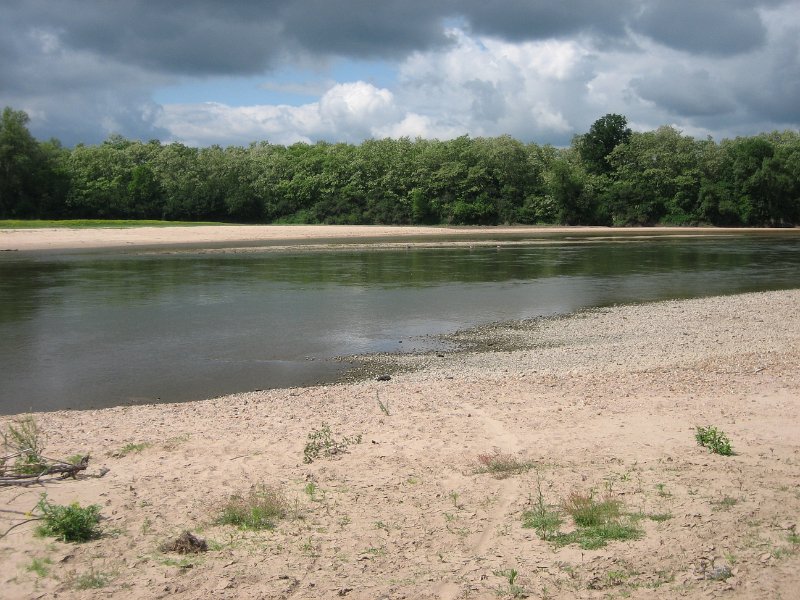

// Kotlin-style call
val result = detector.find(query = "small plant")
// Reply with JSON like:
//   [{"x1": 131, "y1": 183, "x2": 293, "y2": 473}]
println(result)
[
  {"x1": 711, "y1": 496, "x2": 739, "y2": 511},
  {"x1": 556, "y1": 490, "x2": 642, "y2": 550},
  {"x1": 140, "y1": 517, "x2": 152, "y2": 535},
  {"x1": 304, "y1": 482, "x2": 318, "y2": 499},
  {"x1": 493, "y1": 568, "x2": 527, "y2": 598},
  {"x1": 2, "y1": 416, "x2": 45, "y2": 474},
  {"x1": 376, "y1": 391, "x2": 390, "y2": 416},
  {"x1": 302, "y1": 423, "x2": 362, "y2": 464},
  {"x1": 35, "y1": 494, "x2": 102, "y2": 543},
  {"x1": 499, "y1": 568, "x2": 518, "y2": 586},
  {"x1": 695, "y1": 425, "x2": 734, "y2": 456},
  {"x1": 606, "y1": 570, "x2": 629, "y2": 586},
  {"x1": 301, "y1": 537, "x2": 320, "y2": 557},
  {"x1": 26, "y1": 556, "x2": 52, "y2": 577},
  {"x1": 563, "y1": 491, "x2": 621, "y2": 527},
  {"x1": 449, "y1": 491, "x2": 462, "y2": 509},
  {"x1": 217, "y1": 484, "x2": 287, "y2": 530},
  {"x1": 522, "y1": 473, "x2": 562, "y2": 540},
  {"x1": 473, "y1": 451, "x2": 535, "y2": 479},
  {"x1": 70, "y1": 569, "x2": 112, "y2": 590},
  {"x1": 556, "y1": 520, "x2": 642, "y2": 550},
  {"x1": 114, "y1": 442, "x2": 151, "y2": 457},
  {"x1": 162, "y1": 433, "x2": 191, "y2": 450},
  {"x1": 645, "y1": 512, "x2": 673, "y2": 522}
]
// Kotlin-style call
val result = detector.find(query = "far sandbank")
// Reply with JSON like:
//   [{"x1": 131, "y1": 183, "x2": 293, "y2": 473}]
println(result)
[{"x1": 1, "y1": 224, "x2": 795, "y2": 253}]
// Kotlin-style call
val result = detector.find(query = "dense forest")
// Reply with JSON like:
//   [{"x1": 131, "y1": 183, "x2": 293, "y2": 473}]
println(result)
[{"x1": 1, "y1": 107, "x2": 799, "y2": 226}]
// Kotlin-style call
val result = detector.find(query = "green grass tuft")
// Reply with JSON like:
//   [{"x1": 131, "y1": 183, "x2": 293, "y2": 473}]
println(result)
[
  {"x1": 113, "y1": 442, "x2": 151, "y2": 457},
  {"x1": 562, "y1": 491, "x2": 621, "y2": 527},
  {"x1": 522, "y1": 473, "x2": 563, "y2": 540},
  {"x1": 525, "y1": 488, "x2": 643, "y2": 550},
  {"x1": 217, "y1": 485, "x2": 288, "y2": 530},
  {"x1": 473, "y1": 451, "x2": 535, "y2": 479},
  {"x1": 554, "y1": 521, "x2": 643, "y2": 550},
  {"x1": 70, "y1": 569, "x2": 113, "y2": 589},
  {"x1": 26, "y1": 557, "x2": 52, "y2": 577}
]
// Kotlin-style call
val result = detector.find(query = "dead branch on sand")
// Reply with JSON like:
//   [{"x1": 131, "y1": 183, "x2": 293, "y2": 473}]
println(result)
[{"x1": 0, "y1": 450, "x2": 89, "y2": 486}]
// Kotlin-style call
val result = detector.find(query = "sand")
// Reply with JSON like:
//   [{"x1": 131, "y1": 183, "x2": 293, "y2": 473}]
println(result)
[
  {"x1": 2, "y1": 225, "x2": 799, "y2": 597},
  {"x1": 1, "y1": 224, "x2": 793, "y2": 253},
  {"x1": 1, "y1": 282, "x2": 799, "y2": 599}
]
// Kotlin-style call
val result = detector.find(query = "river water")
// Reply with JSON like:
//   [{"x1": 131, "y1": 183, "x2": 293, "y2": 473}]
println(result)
[{"x1": 2, "y1": 231, "x2": 799, "y2": 413}]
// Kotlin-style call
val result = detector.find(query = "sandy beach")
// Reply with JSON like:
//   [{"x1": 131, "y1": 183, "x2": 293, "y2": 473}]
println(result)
[
  {"x1": 1, "y1": 224, "x2": 794, "y2": 253},
  {"x1": 1, "y1": 282, "x2": 799, "y2": 599}
]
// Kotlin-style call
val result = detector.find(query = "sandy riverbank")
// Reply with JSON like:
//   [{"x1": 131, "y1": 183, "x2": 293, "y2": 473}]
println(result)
[
  {"x1": 1, "y1": 224, "x2": 794, "y2": 252},
  {"x1": 2, "y1": 289, "x2": 799, "y2": 599}
]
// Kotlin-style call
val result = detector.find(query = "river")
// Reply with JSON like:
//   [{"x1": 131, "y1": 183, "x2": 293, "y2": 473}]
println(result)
[{"x1": 1, "y1": 231, "x2": 798, "y2": 413}]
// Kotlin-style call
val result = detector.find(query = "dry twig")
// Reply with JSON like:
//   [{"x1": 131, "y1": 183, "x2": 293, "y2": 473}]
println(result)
[{"x1": 0, "y1": 451, "x2": 89, "y2": 487}]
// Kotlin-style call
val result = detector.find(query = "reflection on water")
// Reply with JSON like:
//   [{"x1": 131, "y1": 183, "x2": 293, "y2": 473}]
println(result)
[{"x1": 1, "y1": 233, "x2": 799, "y2": 413}]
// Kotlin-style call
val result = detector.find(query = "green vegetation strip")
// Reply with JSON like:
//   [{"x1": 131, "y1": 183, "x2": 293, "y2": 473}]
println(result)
[
  {"x1": 0, "y1": 219, "x2": 229, "y2": 228},
  {"x1": 3, "y1": 105, "x2": 799, "y2": 227}
]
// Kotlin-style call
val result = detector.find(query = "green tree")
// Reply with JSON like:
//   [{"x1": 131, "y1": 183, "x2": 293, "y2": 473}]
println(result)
[
  {"x1": 605, "y1": 127, "x2": 702, "y2": 225},
  {"x1": 576, "y1": 113, "x2": 632, "y2": 175},
  {"x1": 0, "y1": 107, "x2": 68, "y2": 218}
]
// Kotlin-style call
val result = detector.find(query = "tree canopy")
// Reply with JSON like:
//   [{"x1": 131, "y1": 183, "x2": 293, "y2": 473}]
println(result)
[{"x1": 1, "y1": 107, "x2": 799, "y2": 227}]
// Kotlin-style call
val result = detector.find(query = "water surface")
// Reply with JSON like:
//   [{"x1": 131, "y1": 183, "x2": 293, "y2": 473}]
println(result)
[{"x1": 2, "y1": 232, "x2": 799, "y2": 413}]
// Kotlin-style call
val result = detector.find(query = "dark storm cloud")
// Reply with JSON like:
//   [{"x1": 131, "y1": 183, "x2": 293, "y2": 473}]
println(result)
[
  {"x1": 280, "y1": 0, "x2": 451, "y2": 57},
  {"x1": 3, "y1": 1, "x2": 286, "y2": 76},
  {"x1": 4, "y1": 1, "x2": 794, "y2": 77},
  {"x1": 455, "y1": 0, "x2": 636, "y2": 41},
  {"x1": 631, "y1": 67, "x2": 737, "y2": 116},
  {"x1": 737, "y1": 28, "x2": 800, "y2": 122},
  {"x1": 1, "y1": 0, "x2": 798, "y2": 145},
  {"x1": 2, "y1": 0, "x2": 638, "y2": 80},
  {"x1": 633, "y1": 0, "x2": 784, "y2": 55}
]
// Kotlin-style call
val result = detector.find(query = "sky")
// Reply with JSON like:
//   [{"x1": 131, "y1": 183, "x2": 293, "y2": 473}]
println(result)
[{"x1": 2, "y1": 0, "x2": 800, "y2": 147}]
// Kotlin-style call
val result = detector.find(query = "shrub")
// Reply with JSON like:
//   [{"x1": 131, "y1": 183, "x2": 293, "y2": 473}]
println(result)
[
  {"x1": 562, "y1": 491, "x2": 621, "y2": 527},
  {"x1": 524, "y1": 488, "x2": 643, "y2": 550},
  {"x1": 217, "y1": 485, "x2": 287, "y2": 530},
  {"x1": 303, "y1": 423, "x2": 361, "y2": 464},
  {"x1": 35, "y1": 494, "x2": 102, "y2": 542},
  {"x1": 695, "y1": 425, "x2": 734, "y2": 456},
  {"x1": 2, "y1": 416, "x2": 46, "y2": 474},
  {"x1": 521, "y1": 474, "x2": 562, "y2": 540},
  {"x1": 558, "y1": 491, "x2": 642, "y2": 549},
  {"x1": 70, "y1": 569, "x2": 112, "y2": 589},
  {"x1": 474, "y1": 452, "x2": 535, "y2": 479}
]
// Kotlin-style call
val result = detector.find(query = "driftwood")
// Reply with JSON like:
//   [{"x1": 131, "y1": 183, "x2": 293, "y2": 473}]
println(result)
[{"x1": 0, "y1": 451, "x2": 89, "y2": 486}]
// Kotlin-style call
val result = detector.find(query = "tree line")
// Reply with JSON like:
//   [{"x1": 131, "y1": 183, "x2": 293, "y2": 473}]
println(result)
[{"x1": 2, "y1": 107, "x2": 799, "y2": 226}]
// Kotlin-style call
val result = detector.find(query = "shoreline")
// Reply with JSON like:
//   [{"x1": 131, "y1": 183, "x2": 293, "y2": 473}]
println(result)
[
  {"x1": 2, "y1": 224, "x2": 797, "y2": 253},
  {"x1": 2, "y1": 289, "x2": 799, "y2": 598}
]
